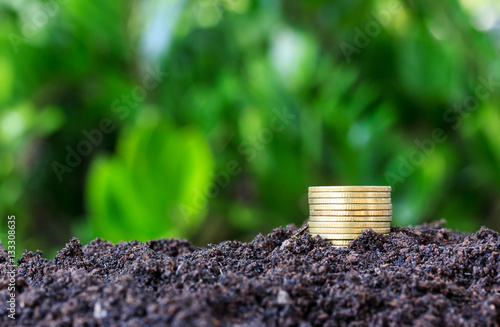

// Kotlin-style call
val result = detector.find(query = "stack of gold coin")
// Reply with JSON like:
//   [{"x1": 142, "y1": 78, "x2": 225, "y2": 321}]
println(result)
[{"x1": 308, "y1": 186, "x2": 392, "y2": 247}]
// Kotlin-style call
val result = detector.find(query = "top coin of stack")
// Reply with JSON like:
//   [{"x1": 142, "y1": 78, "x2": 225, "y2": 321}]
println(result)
[{"x1": 308, "y1": 186, "x2": 392, "y2": 247}]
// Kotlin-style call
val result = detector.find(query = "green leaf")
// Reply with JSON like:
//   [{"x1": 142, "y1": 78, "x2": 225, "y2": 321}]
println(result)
[{"x1": 86, "y1": 121, "x2": 214, "y2": 242}]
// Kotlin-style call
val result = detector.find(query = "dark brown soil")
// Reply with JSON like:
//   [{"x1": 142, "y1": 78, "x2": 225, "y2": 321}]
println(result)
[{"x1": 1, "y1": 221, "x2": 500, "y2": 326}]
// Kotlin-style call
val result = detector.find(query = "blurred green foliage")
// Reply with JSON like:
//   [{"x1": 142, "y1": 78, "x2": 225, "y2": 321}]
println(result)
[
  {"x1": 0, "y1": 0, "x2": 500, "y2": 256},
  {"x1": 87, "y1": 112, "x2": 214, "y2": 242}
]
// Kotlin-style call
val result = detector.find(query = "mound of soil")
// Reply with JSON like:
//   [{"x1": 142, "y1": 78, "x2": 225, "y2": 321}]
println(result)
[{"x1": 1, "y1": 221, "x2": 499, "y2": 326}]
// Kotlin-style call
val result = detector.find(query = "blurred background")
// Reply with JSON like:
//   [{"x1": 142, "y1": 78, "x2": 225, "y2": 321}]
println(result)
[{"x1": 1, "y1": 0, "x2": 500, "y2": 258}]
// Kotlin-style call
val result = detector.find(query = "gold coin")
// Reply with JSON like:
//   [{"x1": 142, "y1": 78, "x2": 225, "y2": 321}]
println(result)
[
  {"x1": 329, "y1": 240, "x2": 351, "y2": 246},
  {"x1": 309, "y1": 216, "x2": 392, "y2": 222},
  {"x1": 309, "y1": 233, "x2": 366, "y2": 240},
  {"x1": 310, "y1": 210, "x2": 392, "y2": 216},
  {"x1": 309, "y1": 204, "x2": 392, "y2": 210},
  {"x1": 308, "y1": 192, "x2": 391, "y2": 198},
  {"x1": 308, "y1": 198, "x2": 391, "y2": 204},
  {"x1": 308, "y1": 227, "x2": 390, "y2": 234},
  {"x1": 308, "y1": 221, "x2": 390, "y2": 228},
  {"x1": 309, "y1": 186, "x2": 391, "y2": 192}
]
